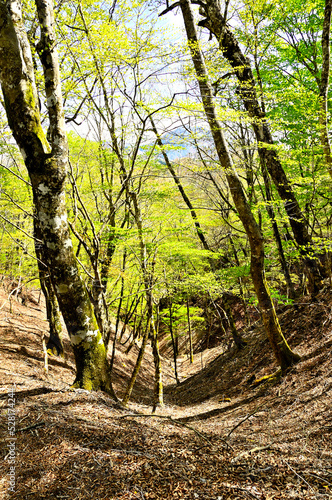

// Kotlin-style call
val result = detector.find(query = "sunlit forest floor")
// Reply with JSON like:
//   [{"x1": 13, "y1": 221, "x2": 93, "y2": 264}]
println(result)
[{"x1": 0, "y1": 281, "x2": 332, "y2": 499}]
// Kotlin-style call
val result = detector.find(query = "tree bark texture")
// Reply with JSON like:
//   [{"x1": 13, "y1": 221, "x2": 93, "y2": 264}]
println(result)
[
  {"x1": 0, "y1": 0, "x2": 111, "y2": 391},
  {"x1": 198, "y1": 0, "x2": 325, "y2": 292},
  {"x1": 180, "y1": 0, "x2": 300, "y2": 372},
  {"x1": 33, "y1": 216, "x2": 64, "y2": 356}
]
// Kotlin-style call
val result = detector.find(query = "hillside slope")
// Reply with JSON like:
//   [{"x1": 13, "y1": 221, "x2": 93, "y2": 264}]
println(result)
[
  {"x1": 0, "y1": 282, "x2": 331, "y2": 499},
  {"x1": 0, "y1": 281, "x2": 174, "y2": 404}
]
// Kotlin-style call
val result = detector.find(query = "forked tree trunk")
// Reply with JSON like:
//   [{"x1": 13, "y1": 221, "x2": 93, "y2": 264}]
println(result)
[
  {"x1": 179, "y1": 0, "x2": 300, "y2": 372},
  {"x1": 0, "y1": 0, "x2": 111, "y2": 391}
]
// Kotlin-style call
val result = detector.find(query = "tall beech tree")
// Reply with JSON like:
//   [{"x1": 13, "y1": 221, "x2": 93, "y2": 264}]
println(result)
[
  {"x1": 0, "y1": 0, "x2": 112, "y2": 391},
  {"x1": 193, "y1": 0, "x2": 326, "y2": 293},
  {"x1": 162, "y1": 0, "x2": 300, "y2": 372}
]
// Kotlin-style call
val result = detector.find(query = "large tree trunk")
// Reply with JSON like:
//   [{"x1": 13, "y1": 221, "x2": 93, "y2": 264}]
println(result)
[
  {"x1": 178, "y1": 0, "x2": 300, "y2": 372},
  {"x1": 34, "y1": 217, "x2": 64, "y2": 356},
  {"x1": 0, "y1": 0, "x2": 111, "y2": 391},
  {"x1": 196, "y1": 0, "x2": 325, "y2": 293}
]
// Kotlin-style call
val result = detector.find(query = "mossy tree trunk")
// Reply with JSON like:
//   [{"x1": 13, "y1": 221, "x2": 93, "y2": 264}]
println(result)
[
  {"x1": 34, "y1": 217, "x2": 64, "y2": 356},
  {"x1": 177, "y1": 0, "x2": 300, "y2": 373},
  {"x1": 0, "y1": 0, "x2": 111, "y2": 391}
]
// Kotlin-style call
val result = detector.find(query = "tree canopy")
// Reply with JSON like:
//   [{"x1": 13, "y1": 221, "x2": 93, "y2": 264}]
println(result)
[{"x1": 0, "y1": 0, "x2": 331, "y2": 398}]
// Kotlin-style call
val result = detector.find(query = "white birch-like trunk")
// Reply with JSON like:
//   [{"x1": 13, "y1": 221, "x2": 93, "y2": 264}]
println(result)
[{"x1": 0, "y1": 0, "x2": 112, "y2": 391}]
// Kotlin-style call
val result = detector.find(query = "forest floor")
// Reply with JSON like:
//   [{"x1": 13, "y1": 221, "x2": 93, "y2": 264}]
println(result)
[{"x1": 0, "y1": 280, "x2": 332, "y2": 500}]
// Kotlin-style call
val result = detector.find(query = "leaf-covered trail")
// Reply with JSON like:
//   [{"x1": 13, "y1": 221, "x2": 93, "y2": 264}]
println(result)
[{"x1": 0, "y1": 284, "x2": 331, "y2": 499}]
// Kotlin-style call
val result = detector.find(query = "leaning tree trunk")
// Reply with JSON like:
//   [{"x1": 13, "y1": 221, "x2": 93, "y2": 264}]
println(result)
[
  {"x1": 122, "y1": 319, "x2": 150, "y2": 407},
  {"x1": 0, "y1": 0, "x2": 112, "y2": 391},
  {"x1": 152, "y1": 116, "x2": 247, "y2": 345},
  {"x1": 187, "y1": 300, "x2": 194, "y2": 363},
  {"x1": 169, "y1": 301, "x2": 180, "y2": 384},
  {"x1": 150, "y1": 117, "x2": 211, "y2": 255},
  {"x1": 151, "y1": 309, "x2": 163, "y2": 412},
  {"x1": 194, "y1": 0, "x2": 325, "y2": 293},
  {"x1": 178, "y1": 0, "x2": 300, "y2": 372},
  {"x1": 222, "y1": 293, "x2": 247, "y2": 350}
]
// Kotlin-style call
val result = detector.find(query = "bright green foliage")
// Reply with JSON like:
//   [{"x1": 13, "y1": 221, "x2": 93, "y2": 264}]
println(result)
[
  {"x1": 1, "y1": 0, "x2": 331, "y2": 369},
  {"x1": 0, "y1": 125, "x2": 36, "y2": 282}
]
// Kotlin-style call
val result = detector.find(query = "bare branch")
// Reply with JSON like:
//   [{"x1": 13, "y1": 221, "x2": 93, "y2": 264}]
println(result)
[{"x1": 159, "y1": 1, "x2": 181, "y2": 17}]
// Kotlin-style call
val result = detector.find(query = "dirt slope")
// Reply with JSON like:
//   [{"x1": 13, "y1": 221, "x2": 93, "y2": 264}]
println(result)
[
  {"x1": 0, "y1": 282, "x2": 173, "y2": 404},
  {"x1": 0, "y1": 282, "x2": 332, "y2": 499}
]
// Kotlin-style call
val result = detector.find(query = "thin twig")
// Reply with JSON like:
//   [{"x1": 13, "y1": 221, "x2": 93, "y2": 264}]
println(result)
[
  {"x1": 17, "y1": 421, "x2": 46, "y2": 432},
  {"x1": 226, "y1": 394, "x2": 285, "y2": 440},
  {"x1": 0, "y1": 162, "x2": 32, "y2": 186},
  {"x1": 232, "y1": 443, "x2": 274, "y2": 462},
  {"x1": 0, "y1": 213, "x2": 41, "y2": 243},
  {"x1": 284, "y1": 460, "x2": 317, "y2": 495}
]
